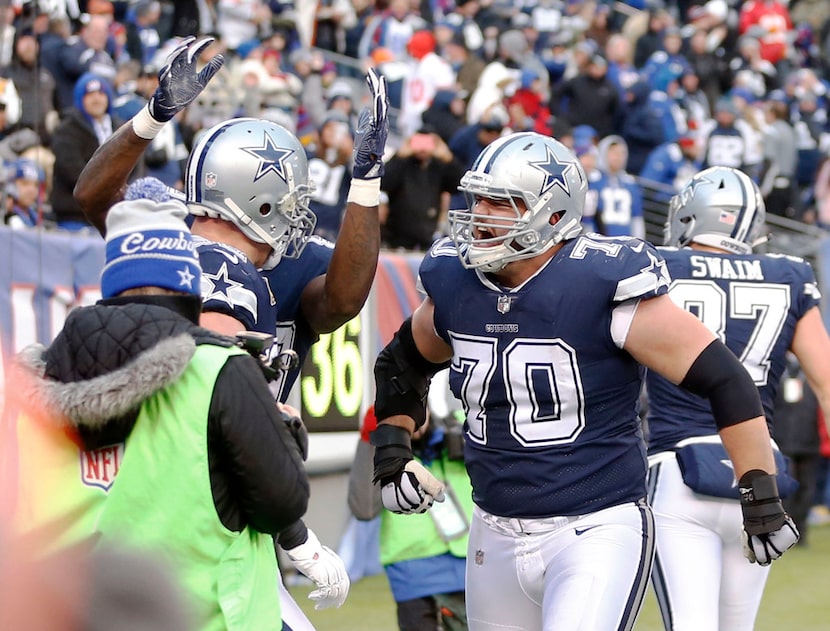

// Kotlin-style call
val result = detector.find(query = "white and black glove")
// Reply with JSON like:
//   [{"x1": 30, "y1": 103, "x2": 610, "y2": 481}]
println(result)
[
  {"x1": 285, "y1": 529, "x2": 350, "y2": 610},
  {"x1": 133, "y1": 37, "x2": 224, "y2": 139},
  {"x1": 372, "y1": 424, "x2": 445, "y2": 514},
  {"x1": 739, "y1": 470, "x2": 799, "y2": 565}
]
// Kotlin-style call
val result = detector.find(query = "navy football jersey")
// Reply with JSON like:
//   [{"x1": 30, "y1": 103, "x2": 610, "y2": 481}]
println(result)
[
  {"x1": 419, "y1": 235, "x2": 672, "y2": 518},
  {"x1": 261, "y1": 235, "x2": 334, "y2": 402},
  {"x1": 646, "y1": 247, "x2": 821, "y2": 454},
  {"x1": 194, "y1": 235, "x2": 276, "y2": 334}
]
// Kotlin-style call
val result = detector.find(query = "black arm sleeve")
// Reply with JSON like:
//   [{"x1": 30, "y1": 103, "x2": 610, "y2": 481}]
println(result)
[
  {"x1": 374, "y1": 317, "x2": 449, "y2": 430},
  {"x1": 276, "y1": 519, "x2": 309, "y2": 550},
  {"x1": 679, "y1": 339, "x2": 764, "y2": 429},
  {"x1": 208, "y1": 354, "x2": 310, "y2": 534}
]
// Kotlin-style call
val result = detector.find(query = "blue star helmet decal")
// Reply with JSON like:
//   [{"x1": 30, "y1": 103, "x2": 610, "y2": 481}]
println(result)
[
  {"x1": 528, "y1": 144, "x2": 575, "y2": 197},
  {"x1": 241, "y1": 131, "x2": 295, "y2": 183},
  {"x1": 678, "y1": 173, "x2": 714, "y2": 206}
]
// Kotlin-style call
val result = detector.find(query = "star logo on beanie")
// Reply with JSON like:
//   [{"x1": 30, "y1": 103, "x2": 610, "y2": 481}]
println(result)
[
  {"x1": 178, "y1": 266, "x2": 196, "y2": 290},
  {"x1": 241, "y1": 131, "x2": 294, "y2": 183}
]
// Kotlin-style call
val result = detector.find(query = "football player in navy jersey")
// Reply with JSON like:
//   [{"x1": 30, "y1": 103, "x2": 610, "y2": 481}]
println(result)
[
  {"x1": 74, "y1": 37, "x2": 391, "y2": 629},
  {"x1": 645, "y1": 166, "x2": 830, "y2": 631},
  {"x1": 370, "y1": 133, "x2": 798, "y2": 631}
]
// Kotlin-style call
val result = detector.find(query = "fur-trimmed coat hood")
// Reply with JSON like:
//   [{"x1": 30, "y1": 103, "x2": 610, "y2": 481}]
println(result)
[{"x1": 10, "y1": 300, "x2": 218, "y2": 432}]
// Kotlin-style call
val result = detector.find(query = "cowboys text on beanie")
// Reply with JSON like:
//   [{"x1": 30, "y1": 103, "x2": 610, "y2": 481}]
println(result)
[{"x1": 100, "y1": 198, "x2": 201, "y2": 298}]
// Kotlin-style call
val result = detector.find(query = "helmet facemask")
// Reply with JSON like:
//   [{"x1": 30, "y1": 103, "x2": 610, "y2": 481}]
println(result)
[{"x1": 449, "y1": 133, "x2": 586, "y2": 273}]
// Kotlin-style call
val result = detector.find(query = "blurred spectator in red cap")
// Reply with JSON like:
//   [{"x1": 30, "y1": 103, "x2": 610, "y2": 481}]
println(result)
[
  {"x1": 398, "y1": 29, "x2": 455, "y2": 137},
  {"x1": 86, "y1": 0, "x2": 115, "y2": 16},
  {"x1": 739, "y1": 0, "x2": 793, "y2": 67},
  {"x1": 506, "y1": 69, "x2": 552, "y2": 135}
]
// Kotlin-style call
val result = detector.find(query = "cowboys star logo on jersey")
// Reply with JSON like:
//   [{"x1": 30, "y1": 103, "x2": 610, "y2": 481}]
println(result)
[
  {"x1": 241, "y1": 131, "x2": 295, "y2": 183},
  {"x1": 528, "y1": 145, "x2": 576, "y2": 196},
  {"x1": 202, "y1": 261, "x2": 259, "y2": 322}
]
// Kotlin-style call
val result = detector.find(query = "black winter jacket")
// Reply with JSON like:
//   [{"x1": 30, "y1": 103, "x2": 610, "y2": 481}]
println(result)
[{"x1": 13, "y1": 296, "x2": 309, "y2": 535}]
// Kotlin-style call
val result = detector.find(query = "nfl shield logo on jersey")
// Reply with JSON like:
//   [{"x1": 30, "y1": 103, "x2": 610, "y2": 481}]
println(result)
[
  {"x1": 475, "y1": 549, "x2": 485, "y2": 565},
  {"x1": 497, "y1": 295, "x2": 512, "y2": 314},
  {"x1": 80, "y1": 443, "x2": 125, "y2": 491},
  {"x1": 205, "y1": 171, "x2": 217, "y2": 188}
]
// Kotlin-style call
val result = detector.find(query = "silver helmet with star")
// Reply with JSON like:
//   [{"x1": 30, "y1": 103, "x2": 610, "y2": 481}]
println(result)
[
  {"x1": 448, "y1": 132, "x2": 587, "y2": 273},
  {"x1": 664, "y1": 166, "x2": 766, "y2": 255},
  {"x1": 185, "y1": 118, "x2": 316, "y2": 269}
]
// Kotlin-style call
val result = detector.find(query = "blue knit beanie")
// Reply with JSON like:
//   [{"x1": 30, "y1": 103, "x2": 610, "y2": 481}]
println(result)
[{"x1": 100, "y1": 197, "x2": 201, "y2": 298}]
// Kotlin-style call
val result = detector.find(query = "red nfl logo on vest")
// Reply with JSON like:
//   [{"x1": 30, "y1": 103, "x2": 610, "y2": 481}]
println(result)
[{"x1": 80, "y1": 443, "x2": 125, "y2": 491}]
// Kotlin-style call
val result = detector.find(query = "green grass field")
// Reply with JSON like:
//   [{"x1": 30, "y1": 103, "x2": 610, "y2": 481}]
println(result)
[{"x1": 289, "y1": 524, "x2": 830, "y2": 630}]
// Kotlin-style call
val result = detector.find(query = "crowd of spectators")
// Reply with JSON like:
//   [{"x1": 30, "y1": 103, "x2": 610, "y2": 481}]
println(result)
[{"x1": 1, "y1": 0, "x2": 830, "y2": 239}]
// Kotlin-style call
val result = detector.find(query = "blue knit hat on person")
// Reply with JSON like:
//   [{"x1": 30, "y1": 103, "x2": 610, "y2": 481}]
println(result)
[
  {"x1": 100, "y1": 192, "x2": 201, "y2": 299},
  {"x1": 73, "y1": 72, "x2": 114, "y2": 115}
]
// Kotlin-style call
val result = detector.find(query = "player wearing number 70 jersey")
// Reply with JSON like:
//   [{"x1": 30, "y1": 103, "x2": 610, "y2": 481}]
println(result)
[
  {"x1": 369, "y1": 133, "x2": 796, "y2": 630},
  {"x1": 645, "y1": 165, "x2": 830, "y2": 631}
]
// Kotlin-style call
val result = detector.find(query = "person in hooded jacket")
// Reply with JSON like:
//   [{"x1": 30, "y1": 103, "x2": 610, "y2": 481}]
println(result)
[
  {"x1": 421, "y1": 88, "x2": 468, "y2": 144},
  {"x1": 594, "y1": 135, "x2": 645, "y2": 238},
  {"x1": 49, "y1": 73, "x2": 136, "y2": 230},
  {"x1": 621, "y1": 79, "x2": 666, "y2": 176},
  {"x1": 8, "y1": 195, "x2": 310, "y2": 631}
]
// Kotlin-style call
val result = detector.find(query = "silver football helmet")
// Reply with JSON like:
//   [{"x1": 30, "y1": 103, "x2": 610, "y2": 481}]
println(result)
[
  {"x1": 448, "y1": 132, "x2": 587, "y2": 272},
  {"x1": 185, "y1": 118, "x2": 316, "y2": 269},
  {"x1": 664, "y1": 166, "x2": 766, "y2": 255}
]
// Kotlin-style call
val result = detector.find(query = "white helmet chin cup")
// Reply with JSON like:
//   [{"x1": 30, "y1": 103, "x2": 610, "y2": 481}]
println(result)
[
  {"x1": 449, "y1": 132, "x2": 587, "y2": 271},
  {"x1": 185, "y1": 118, "x2": 317, "y2": 265}
]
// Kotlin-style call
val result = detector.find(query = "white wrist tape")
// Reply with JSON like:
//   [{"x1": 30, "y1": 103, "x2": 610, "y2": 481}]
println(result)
[
  {"x1": 131, "y1": 105, "x2": 166, "y2": 140},
  {"x1": 347, "y1": 177, "x2": 381, "y2": 206}
]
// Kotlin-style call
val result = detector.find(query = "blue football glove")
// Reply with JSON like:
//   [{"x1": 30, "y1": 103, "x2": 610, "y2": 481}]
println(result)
[
  {"x1": 739, "y1": 470, "x2": 799, "y2": 565},
  {"x1": 148, "y1": 36, "x2": 224, "y2": 123},
  {"x1": 352, "y1": 68, "x2": 389, "y2": 180}
]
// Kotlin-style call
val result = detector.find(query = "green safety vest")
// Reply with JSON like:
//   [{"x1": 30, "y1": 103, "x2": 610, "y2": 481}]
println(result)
[
  {"x1": 15, "y1": 344, "x2": 281, "y2": 631},
  {"x1": 380, "y1": 455, "x2": 474, "y2": 565}
]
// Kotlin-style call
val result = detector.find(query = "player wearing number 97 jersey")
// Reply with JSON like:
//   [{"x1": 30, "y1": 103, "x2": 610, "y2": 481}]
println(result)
[
  {"x1": 645, "y1": 166, "x2": 830, "y2": 631},
  {"x1": 371, "y1": 134, "x2": 794, "y2": 631}
]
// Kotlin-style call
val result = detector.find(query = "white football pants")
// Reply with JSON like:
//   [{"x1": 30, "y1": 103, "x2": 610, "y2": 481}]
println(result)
[
  {"x1": 280, "y1": 575, "x2": 316, "y2": 631},
  {"x1": 465, "y1": 501, "x2": 654, "y2": 631},
  {"x1": 647, "y1": 455, "x2": 771, "y2": 631}
]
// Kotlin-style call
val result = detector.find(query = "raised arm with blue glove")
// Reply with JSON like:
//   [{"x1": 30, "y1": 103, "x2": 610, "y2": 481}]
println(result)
[
  {"x1": 347, "y1": 68, "x2": 389, "y2": 206},
  {"x1": 133, "y1": 36, "x2": 225, "y2": 140}
]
